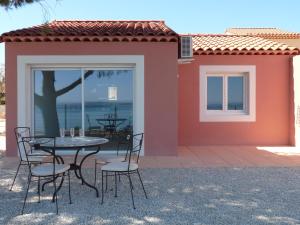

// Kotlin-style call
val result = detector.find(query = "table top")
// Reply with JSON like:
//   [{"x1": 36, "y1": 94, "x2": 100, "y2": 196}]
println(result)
[{"x1": 31, "y1": 136, "x2": 109, "y2": 149}]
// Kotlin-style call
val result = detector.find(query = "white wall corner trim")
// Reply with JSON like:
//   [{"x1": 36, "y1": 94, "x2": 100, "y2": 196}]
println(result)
[
  {"x1": 199, "y1": 65, "x2": 256, "y2": 122},
  {"x1": 293, "y1": 56, "x2": 300, "y2": 146},
  {"x1": 17, "y1": 55, "x2": 145, "y2": 154}
]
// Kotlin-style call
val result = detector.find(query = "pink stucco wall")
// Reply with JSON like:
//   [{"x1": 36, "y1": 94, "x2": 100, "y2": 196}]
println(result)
[
  {"x1": 178, "y1": 55, "x2": 293, "y2": 146},
  {"x1": 5, "y1": 42, "x2": 178, "y2": 156}
]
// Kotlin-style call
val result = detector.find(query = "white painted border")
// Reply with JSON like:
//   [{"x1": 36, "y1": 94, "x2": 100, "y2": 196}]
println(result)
[
  {"x1": 293, "y1": 56, "x2": 300, "y2": 146},
  {"x1": 17, "y1": 55, "x2": 145, "y2": 155},
  {"x1": 199, "y1": 65, "x2": 256, "y2": 122}
]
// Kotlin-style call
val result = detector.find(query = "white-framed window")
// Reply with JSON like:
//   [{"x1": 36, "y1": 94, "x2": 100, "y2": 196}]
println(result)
[
  {"x1": 200, "y1": 65, "x2": 256, "y2": 122},
  {"x1": 17, "y1": 55, "x2": 145, "y2": 155}
]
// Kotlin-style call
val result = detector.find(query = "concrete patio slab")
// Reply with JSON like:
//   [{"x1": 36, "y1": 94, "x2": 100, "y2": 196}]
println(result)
[{"x1": 2, "y1": 145, "x2": 300, "y2": 170}]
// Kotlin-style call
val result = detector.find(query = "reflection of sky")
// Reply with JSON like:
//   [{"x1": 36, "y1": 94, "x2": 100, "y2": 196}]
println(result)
[
  {"x1": 84, "y1": 70, "x2": 132, "y2": 102},
  {"x1": 34, "y1": 70, "x2": 82, "y2": 103},
  {"x1": 228, "y1": 77, "x2": 243, "y2": 105},
  {"x1": 207, "y1": 77, "x2": 223, "y2": 109},
  {"x1": 34, "y1": 69, "x2": 133, "y2": 103}
]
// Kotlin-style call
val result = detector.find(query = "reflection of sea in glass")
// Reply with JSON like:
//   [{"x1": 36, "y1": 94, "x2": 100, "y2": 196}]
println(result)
[
  {"x1": 207, "y1": 77, "x2": 223, "y2": 110},
  {"x1": 228, "y1": 76, "x2": 244, "y2": 110}
]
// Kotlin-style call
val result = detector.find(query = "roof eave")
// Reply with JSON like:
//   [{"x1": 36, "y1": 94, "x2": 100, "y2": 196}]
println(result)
[
  {"x1": 193, "y1": 49, "x2": 300, "y2": 56},
  {"x1": 0, "y1": 35, "x2": 179, "y2": 43}
]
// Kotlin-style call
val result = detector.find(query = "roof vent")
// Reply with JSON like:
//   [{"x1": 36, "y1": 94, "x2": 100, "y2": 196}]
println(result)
[{"x1": 180, "y1": 36, "x2": 193, "y2": 58}]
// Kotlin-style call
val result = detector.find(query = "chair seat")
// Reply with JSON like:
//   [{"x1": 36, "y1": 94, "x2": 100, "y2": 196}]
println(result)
[
  {"x1": 101, "y1": 162, "x2": 138, "y2": 172},
  {"x1": 31, "y1": 163, "x2": 70, "y2": 176},
  {"x1": 30, "y1": 150, "x2": 51, "y2": 157},
  {"x1": 26, "y1": 155, "x2": 45, "y2": 163},
  {"x1": 96, "y1": 154, "x2": 125, "y2": 163}
]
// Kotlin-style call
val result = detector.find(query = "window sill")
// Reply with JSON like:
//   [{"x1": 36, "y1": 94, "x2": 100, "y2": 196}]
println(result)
[{"x1": 200, "y1": 112, "x2": 256, "y2": 122}]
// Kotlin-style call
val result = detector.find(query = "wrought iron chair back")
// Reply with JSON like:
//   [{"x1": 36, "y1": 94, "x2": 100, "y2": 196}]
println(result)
[
  {"x1": 14, "y1": 127, "x2": 31, "y2": 161},
  {"x1": 127, "y1": 133, "x2": 144, "y2": 171},
  {"x1": 21, "y1": 136, "x2": 56, "y2": 168}
]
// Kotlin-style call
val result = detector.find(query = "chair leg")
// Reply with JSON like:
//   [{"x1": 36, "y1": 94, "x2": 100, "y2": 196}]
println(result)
[
  {"x1": 38, "y1": 177, "x2": 41, "y2": 203},
  {"x1": 68, "y1": 170, "x2": 72, "y2": 204},
  {"x1": 10, "y1": 161, "x2": 21, "y2": 191},
  {"x1": 127, "y1": 172, "x2": 135, "y2": 209},
  {"x1": 137, "y1": 170, "x2": 148, "y2": 199},
  {"x1": 21, "y1": 173, "x2": 32, "y2": 215},
  {"x1": 94, "y1": 160, "x2": 97, "y2": 186},
  {"x1": 114, "y1": 172, "x2": 117, "y2": 197},
  {"x1": 53, "y1": 177, "x2": 58, "y2": 215},
  {"x1": 105, "y1": 171, "x2": 108, "y2": 192},
  {"x1": 101, "y1": 170, "x2": 104, "y2": 204}
]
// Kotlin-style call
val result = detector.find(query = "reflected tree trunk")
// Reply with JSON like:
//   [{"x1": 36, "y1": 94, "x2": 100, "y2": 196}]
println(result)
[{"x1": 35, "y1": 71, "x2": 59, "y2": 136}]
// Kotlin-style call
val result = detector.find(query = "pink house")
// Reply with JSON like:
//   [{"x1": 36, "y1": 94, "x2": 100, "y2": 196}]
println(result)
[{"x1": 1, "y1": 20, "x2": 299, "y2": 157}]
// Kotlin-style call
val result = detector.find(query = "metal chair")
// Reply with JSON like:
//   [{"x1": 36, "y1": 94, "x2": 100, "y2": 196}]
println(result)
[
  {"x1": 21, "y1": 137, "x2": 71, "y2": 215},
  {"x1": 94, "y1": 133, "x2": 131, "y2": 186},
  {"x1": 100, "y1": 133, "x2": 147, "y2": 209},
  {"x1": 10, "y1": 127, "x2": 49, "y2": 191}
]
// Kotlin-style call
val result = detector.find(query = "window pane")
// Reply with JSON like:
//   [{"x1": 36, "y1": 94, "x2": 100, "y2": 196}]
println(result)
[
  {"x1": 84, "y1": 70, "x2": 133, "y2": 150},
  {"x1": 228, "y1": 76, "x2": 244, "y2": 110},
  {"x1": 207, "y1": 77, "x2": 223, "y2": 110},
  {"x1": 34, "y1": 70, "x2": 82, "y2": 136}
]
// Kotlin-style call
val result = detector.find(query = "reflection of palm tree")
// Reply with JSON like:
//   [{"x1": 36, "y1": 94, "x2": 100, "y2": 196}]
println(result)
[{"x1": 34, "y1": 70, "x2": 129, "y2": 136}]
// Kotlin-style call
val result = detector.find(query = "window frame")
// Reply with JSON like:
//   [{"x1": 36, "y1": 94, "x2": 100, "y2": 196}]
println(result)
[
  {"x1": 31, "y1": 67, "x2": 134, "y2": 136},
  {"x1": 17, "y1": 55, "x2": 145, "y2": 155},
  {"x1": 200, "y1": 65, "x2": 256, "y2": 122}
]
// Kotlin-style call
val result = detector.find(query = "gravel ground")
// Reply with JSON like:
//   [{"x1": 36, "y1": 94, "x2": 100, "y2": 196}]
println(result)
[{"x1": 1, "y1": 167, "x2": 300, "y2": 225}]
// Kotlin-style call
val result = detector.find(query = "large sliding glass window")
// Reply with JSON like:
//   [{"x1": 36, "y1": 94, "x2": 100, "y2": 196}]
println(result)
[{"x1": 33, "y1": 68, "x2": 133, "y2": 150}]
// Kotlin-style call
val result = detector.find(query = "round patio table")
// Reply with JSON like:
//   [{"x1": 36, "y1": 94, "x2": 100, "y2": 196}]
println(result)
[{"x1": 32, "y1": 136, "x2": 108, "y2": 198}]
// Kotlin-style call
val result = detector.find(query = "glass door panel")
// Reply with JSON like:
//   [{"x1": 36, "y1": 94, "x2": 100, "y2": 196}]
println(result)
[
  {"x1": 84, "y1": 69, "x2": 133, "y2": 150},
  {"x1": 34, "y1": 69, "x2": 82, "y2": 136}
]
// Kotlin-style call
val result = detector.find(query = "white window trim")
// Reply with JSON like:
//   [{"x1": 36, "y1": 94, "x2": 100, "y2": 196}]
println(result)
[
  {"x1": 200, "y1": 65, "x2": 256, "y2": 122},
  {"x1": 17, "y1": 55, "x2": 145, "y2": 155}
]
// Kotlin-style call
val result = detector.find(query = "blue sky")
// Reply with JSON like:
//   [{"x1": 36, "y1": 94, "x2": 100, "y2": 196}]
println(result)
[{"x1": 1, "y1": 0, "x2": 300, "y2": 64}]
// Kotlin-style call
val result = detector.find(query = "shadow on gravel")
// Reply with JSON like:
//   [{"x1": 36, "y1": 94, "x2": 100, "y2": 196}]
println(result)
[{"x1": 1, "y1": 168, "x2": 300, "y2": 225}]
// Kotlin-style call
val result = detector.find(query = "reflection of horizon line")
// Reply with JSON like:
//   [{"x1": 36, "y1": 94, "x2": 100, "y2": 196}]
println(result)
[{"x1": 57, "y1": 100, "x2": 132, "y2": 104}]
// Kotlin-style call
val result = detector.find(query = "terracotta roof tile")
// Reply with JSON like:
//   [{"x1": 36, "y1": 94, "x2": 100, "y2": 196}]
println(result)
[
  {"x1": 225, "y1": 28, "x2": 300, "y2": 39},
  {"x1": 0, "y1": 20, "x2": 178, "y2": 43},
  {"x1": 192, "y1": 34, "x2": 299, "y2": 55}
]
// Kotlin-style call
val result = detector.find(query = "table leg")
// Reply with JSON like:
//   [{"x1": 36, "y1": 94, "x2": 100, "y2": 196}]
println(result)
[
  {"x1": 73, "y1": 148, "x2": 82, "y2": 179},
  {"x1": 78, "y1": 147, "x2": 100, "y2": 197}
]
